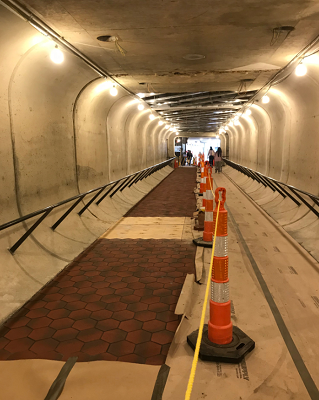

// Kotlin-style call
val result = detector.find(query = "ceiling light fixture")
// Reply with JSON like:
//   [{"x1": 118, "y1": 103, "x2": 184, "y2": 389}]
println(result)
[
  {"x1": 138, "y1": 103, "x2": 144, "y2": 111},
  {"x1": 149, "y1": 114, "x2": 155, "y2": 120},
  {"x1": 50, "y1": 45, "x2": 64, "y2": 64},
  {"x1": 110, "y1": 84, "x2": 118, "y2": 96},
  {"x1": 234, "y1": 120, "x2": 240, "y2": 126},
  {"x1": 262, "y1": 95, "x2": 270, "y2": 104},
  {"x1": 295, "y1": 62, "x2": 307, "y2": 76},
  {"x1": 159, "y1": 120, "x2": 163, "y2": 126},
  {"x1": 245, "y1": 109, "x2": 252, "y2": 116}
]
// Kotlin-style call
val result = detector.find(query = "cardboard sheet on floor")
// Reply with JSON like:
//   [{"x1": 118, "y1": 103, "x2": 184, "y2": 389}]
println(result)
[{"x1": 0, "y1": 359, "x2": 160, "y2": 399}]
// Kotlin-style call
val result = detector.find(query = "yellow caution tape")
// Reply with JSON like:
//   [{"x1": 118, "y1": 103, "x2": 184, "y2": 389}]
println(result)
[{"x1": 185, "y1": 174, "x2": 220, "y2": 400}]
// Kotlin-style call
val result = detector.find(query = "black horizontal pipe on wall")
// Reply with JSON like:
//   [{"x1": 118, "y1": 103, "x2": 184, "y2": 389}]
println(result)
[
  {"x1": 223, "y1": 158, "x2": 319, "y2": 218},
  {"x1": 0, "y1": 158, "x2": 175, "y2": 254}
]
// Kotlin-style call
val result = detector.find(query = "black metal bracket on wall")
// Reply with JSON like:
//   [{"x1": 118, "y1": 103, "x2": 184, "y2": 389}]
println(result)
[
  {"x1": 223, "y1": 158, "x2": 319, "y2": 217},
  {"x1": 0, "y1": 158, "x2": 175, "y2": 254}
]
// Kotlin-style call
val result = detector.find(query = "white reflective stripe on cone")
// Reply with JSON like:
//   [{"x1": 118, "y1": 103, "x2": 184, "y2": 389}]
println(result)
[
  {"x1": 211, "y1": 281, "x2": 230, "y2": 303},
  {"x1": 205, "y1": 212, "x2": 214, "y2": 221},
  {"x1": 206, "y1": 188, "x2": 213, "y2": 200},
  {"x1": 201, "y1": 178, "x2": 204, "y2": 183},
  {"x1": 214, "y1": 236, "x2": 228, "y2": 257},
  {"x1": 203, "y1": 191, "x2": 207, "y2": 199}
]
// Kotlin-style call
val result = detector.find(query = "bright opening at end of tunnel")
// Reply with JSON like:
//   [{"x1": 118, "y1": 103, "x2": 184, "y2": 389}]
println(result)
[{"x1": 175, "y1": 137, "x2": 221, "y2": 162}]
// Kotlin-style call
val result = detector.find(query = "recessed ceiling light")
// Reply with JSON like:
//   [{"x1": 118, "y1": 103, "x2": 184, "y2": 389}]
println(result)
[{"x1": 182, "y1": 54, "x2": 205, "y2": 61}]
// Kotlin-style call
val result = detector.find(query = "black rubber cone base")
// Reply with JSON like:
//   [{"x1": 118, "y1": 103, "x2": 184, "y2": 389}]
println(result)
[
  {"x1": 187, "y1": 325, "x2": 255, "y2": 363},
  {"x1": 193, "y1": 238, "x2": 213, "y2": 248}
]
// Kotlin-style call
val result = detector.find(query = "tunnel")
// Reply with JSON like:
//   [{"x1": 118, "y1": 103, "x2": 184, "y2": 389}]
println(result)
[{"x1": 0, "y1": 1, "x2": 319, "y2": 399}]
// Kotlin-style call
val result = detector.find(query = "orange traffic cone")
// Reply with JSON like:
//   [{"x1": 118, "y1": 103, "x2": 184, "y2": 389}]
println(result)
[
  {"x1": 199, "y1": 162, "x2": 205, "y2": 196},
  {"x1": 202, "y1": 166, "x2": 208, "y2": 207},
  {"x1": 209, "y1": 187, "x2": 231, "y2": 344},
  {"x1": 203, "y1": 166, "x2": 213, "y2": 208},
  {"x1": 188, "y1": 187, "x2": 255, "y2": 362},
  {"x1": 193, "y1": 172, "x2": 214, "y2": 248}
]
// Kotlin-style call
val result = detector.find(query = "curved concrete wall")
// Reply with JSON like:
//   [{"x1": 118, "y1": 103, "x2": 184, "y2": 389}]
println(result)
[
  {"x1": 0, "y1": 6, "x2": 176, "y2": 219},
  {"x1": 228, "y1": 59, "x2": 319, "y2": 193},
  {"x1": 227, "y1": 57, "x2": 319, "y2": 261},
  {"x1": 0, "y1": 6, "x2": 175, "y2": 322}
]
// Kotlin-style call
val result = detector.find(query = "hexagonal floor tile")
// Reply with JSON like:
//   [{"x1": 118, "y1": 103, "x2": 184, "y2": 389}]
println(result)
[{"x1": 0, "y1": 237, "x2": 195, "y2": 364}]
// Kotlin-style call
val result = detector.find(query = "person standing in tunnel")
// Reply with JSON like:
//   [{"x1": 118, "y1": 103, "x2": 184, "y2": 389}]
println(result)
[
  {"x1": 187, "y1": 149, "x2": 193, "y2": 166},
  {"x1": 208, "y1": 146, "x2": 215, "y2": 167},
  {"x1": 214, "y1": 147, "x2": 222, "y2": 173}
]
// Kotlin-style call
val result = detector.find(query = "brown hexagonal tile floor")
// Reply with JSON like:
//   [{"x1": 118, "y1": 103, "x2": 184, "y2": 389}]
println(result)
[
  {"x1": 0, "y1": 239, "x2": 195, "y2": 364},
  {"x1": 126, "y1": 167, "x2": 197, "y2": 217}
]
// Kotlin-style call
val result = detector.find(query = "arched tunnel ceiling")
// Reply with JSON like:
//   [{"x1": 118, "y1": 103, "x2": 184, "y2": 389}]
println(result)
[{"x1": 14, "y1": 0, "x2": 319, "y2": 132}]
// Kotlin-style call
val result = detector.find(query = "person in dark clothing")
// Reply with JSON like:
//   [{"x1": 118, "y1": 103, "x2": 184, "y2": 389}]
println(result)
[
  {"x1": 215, "y1": 147, "x2": 222, "y2": 173},
  {"x1": 186, "y1": 150, "x2": 193, "y2": 166},
  {"x1": 208, "y1": 146, "x2": 215, "y2": 167}
]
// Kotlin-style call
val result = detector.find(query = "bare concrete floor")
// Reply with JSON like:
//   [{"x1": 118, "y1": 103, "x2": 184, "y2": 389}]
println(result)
[{"x1": 164, "y1": 172, "x2": 319, "y2": 400}]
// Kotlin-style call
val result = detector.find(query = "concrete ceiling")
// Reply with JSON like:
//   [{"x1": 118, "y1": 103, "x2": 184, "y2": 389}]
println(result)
[
  {"x1": 20, "y1": 0, "x2": 319, "y2": 92},
  {"x1": 18, "y1": 0, "x2": 319, "y2": 131}
]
